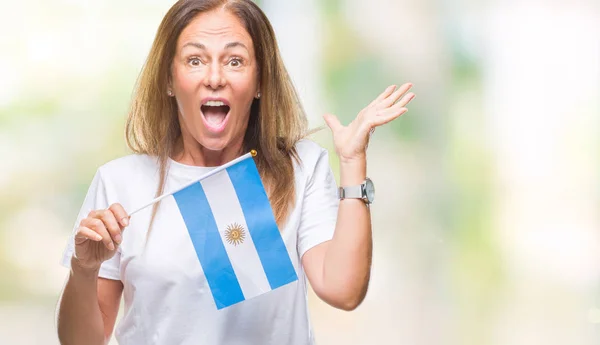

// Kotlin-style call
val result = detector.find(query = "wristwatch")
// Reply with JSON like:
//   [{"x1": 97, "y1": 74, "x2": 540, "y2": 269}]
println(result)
[{"x1": 338, "y1": 177, "x2": 375, "y2": 205}]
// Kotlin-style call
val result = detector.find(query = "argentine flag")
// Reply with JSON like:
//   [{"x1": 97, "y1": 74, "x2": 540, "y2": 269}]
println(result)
[{"x1": 172, "y1": 154, "x2": 298, "y2": 309}]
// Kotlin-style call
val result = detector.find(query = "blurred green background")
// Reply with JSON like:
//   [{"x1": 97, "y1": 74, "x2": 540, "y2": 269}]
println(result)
[{"x1": 1, "y1": 0, "x2": 599, "y2": 344}]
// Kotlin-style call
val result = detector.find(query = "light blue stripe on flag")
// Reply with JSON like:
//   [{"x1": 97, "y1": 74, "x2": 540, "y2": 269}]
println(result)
[
  {"x1": 226, "y1": 158, "x2": 298, "y2": 289},
  {"x1": 173, "y1": 183, "x2": 245, "y2": 309}
]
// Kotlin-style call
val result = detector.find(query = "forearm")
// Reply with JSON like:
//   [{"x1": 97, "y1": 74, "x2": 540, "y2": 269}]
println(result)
[
  {"x1": 57, "y1": 256, "x2": 105, "y2": 345},
  {"x1": 322, "y1": 157, "x2": 372, "y2": 309}
]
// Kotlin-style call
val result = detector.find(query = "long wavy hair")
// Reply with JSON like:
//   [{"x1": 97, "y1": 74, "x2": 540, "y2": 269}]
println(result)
[{"x1": 125, "y1": 0, "x2": 309, "y2": 233}]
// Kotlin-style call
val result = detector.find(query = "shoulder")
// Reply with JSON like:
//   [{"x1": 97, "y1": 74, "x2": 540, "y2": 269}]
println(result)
[
  {"x1": 88, "y1": 154, "x2": 160, "y2": 209},
  {"x1": 293, "y1": 138, "x2": 331, "y2": 168},
  {"x1": 95, "y1": 154, "x2": 159, "y2": 184},
  {"x1": 292, "y1": 139, "x2": 334, "y2": 181}
]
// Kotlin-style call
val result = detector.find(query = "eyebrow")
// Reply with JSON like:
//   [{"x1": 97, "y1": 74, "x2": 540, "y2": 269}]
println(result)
[
  {"x1": 181, "y1": 41, "x2": 249, "y2": 51},
  {"x1": 224, "y1": 42, "x2": 248, "y2": 51}
]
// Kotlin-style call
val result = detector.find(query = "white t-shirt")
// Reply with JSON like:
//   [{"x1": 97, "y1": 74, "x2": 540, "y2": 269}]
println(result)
[{"x1": 60, "y1": 139, "x2": 339, "y2": 345}]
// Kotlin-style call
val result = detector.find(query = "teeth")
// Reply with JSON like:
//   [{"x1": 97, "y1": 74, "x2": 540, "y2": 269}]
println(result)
[{"x1": 204, "y1": 100, "x2": 226, "y2": 107}]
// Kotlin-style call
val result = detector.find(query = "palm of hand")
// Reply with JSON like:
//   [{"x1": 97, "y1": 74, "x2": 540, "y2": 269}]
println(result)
[{"x1": 324, "y1": 83, "x2": 415, "y2": 162}]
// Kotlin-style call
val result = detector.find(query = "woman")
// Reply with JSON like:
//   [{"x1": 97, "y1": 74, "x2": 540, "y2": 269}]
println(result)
[{"x1": 56, "y1": 0, "x2": 415, "y2": 344}]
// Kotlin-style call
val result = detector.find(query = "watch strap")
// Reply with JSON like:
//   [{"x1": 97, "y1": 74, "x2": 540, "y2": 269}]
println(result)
[{"x1": 338, "y1": 185, "x2": 363, "y2": 199}]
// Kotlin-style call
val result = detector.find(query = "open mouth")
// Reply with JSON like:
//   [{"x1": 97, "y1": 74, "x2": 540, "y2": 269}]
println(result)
[{"x1": 200, "y1": 100, "x2": 230, "y2": 131}]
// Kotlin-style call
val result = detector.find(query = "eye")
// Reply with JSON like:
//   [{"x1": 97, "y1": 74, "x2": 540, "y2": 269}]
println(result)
[
  {"x1": 188, "y1": 57, "x2": 201, "y2": 67},
  {"x1": 228, "y1": 57, "x2": 243, "y2": 68}
]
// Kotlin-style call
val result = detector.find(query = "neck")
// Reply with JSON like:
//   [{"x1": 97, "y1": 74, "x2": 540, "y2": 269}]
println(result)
[{"x1": 172, "y1": 134, "x2": 244, "y2": 167}]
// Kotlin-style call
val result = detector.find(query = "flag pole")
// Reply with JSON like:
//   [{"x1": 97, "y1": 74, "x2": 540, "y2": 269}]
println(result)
[{"x1": 128, "y1": 150, "x2": 256, "y2": 217}]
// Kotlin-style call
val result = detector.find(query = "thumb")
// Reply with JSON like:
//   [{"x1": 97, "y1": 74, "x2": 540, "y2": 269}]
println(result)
[{"x1": 323, "y1": 113, "x2": 342, "y2": 132}]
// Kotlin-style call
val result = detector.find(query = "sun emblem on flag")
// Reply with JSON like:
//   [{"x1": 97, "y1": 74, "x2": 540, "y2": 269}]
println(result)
[{"x1": 225, "y1": 223, "x2": 246, "y2": 246}]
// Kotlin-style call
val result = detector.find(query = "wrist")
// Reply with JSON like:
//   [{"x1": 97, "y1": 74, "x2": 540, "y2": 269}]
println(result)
[
  {"x1": 338, "y1": 152, "x2": 366, "y2": 166},
  {"x1": 339, "y1": 156, "x2": 367, "y2": 186},
  {"x1": 70, "y1": 255, "x2": 101, "y2": 277}
]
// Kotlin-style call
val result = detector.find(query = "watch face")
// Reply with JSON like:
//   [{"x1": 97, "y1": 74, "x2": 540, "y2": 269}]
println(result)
[{"x1": 365, "y1": 178, "x2": 375, "y2": 203}]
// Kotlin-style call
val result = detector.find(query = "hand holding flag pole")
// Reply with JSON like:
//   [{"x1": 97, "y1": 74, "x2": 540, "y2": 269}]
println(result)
[{"x1": 73, "y1": 147, "x2": 298, "y2": 310}]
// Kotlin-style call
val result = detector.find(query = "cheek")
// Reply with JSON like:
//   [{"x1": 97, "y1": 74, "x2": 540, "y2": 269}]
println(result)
[
  {"x1": 173, "y1": 72, "x2": 203, "y2": 119},
  {"x1": 172, "y1": 62, "x2": 204, "y2": 92},
  {"x1": 174, "y1": 72, "x2": 199, "y2": 95},
  {"x1": 229, "y1": 73, "x2": 258, "y2": 98}
]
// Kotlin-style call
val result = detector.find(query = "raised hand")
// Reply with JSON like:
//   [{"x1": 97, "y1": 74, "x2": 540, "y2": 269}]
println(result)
[{"x1": 323, "y1": 83, "x2": 415, "y2": 163}]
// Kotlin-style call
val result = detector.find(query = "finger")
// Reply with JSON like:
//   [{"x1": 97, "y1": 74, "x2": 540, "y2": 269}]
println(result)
[
  {"x1": 372, "y1": 106, "x2": 409, "y2": 126},
  {"x1": 323, "y1": 113, "x2": 343, "y2": 132},
  {"x1": 109, "y1": 203, "x2": 130, "y2": 228},
  {"x1": 394, "y1": 92, "x2": 416, "y2": 108},
  {"x1": 74, "y1": 226, "x2": 103, "y2": 244},
  {"x1": 82, "y1": 217, "x2": 115, "y2": 251},
  {"x1": 377, "y1": 100, "x2": 411, "y2": 117},
  {"x1": 93, "y1": 209, "x2": 123, "y2": 245},
  {"x1": 378, "y1": 83, "x2": 413, "y2": 109},
  {"x1": 368, "y1": 85, "x2": 397, "y2": 107}
]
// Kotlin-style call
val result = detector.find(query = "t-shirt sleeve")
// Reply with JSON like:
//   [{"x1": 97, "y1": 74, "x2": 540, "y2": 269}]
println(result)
[
  {"x1": 297, "y1": 148, "x2": 340, "y2": 258},
  {"x1": 59, "y1": 169, "x2": 122, "y2": 280}
]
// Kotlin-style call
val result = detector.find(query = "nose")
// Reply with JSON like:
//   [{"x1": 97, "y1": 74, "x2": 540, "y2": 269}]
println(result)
[{"x1": 204, "y1": 62, "x2": 226, "y2": 90}]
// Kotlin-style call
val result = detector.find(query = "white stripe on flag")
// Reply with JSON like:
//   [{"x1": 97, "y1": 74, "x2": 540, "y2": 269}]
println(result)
[{"x1": 200, "y1": 170, "x2": 272, "y2": 300}]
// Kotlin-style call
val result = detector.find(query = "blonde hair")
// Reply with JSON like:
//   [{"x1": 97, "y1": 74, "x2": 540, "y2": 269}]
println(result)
[{"x1": 125, "y1": 0, "x2": 309, "y2": 233}]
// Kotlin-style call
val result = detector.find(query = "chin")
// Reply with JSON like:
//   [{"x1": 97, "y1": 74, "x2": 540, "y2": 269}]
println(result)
[{"x1": 197, "y1": 132, "x2": 232, "y2": 152}]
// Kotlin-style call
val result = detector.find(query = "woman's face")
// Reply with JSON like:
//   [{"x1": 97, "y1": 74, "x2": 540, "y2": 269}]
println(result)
[{"x1": 171, "y1": 8, "x2": 258, "y2": 153}]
